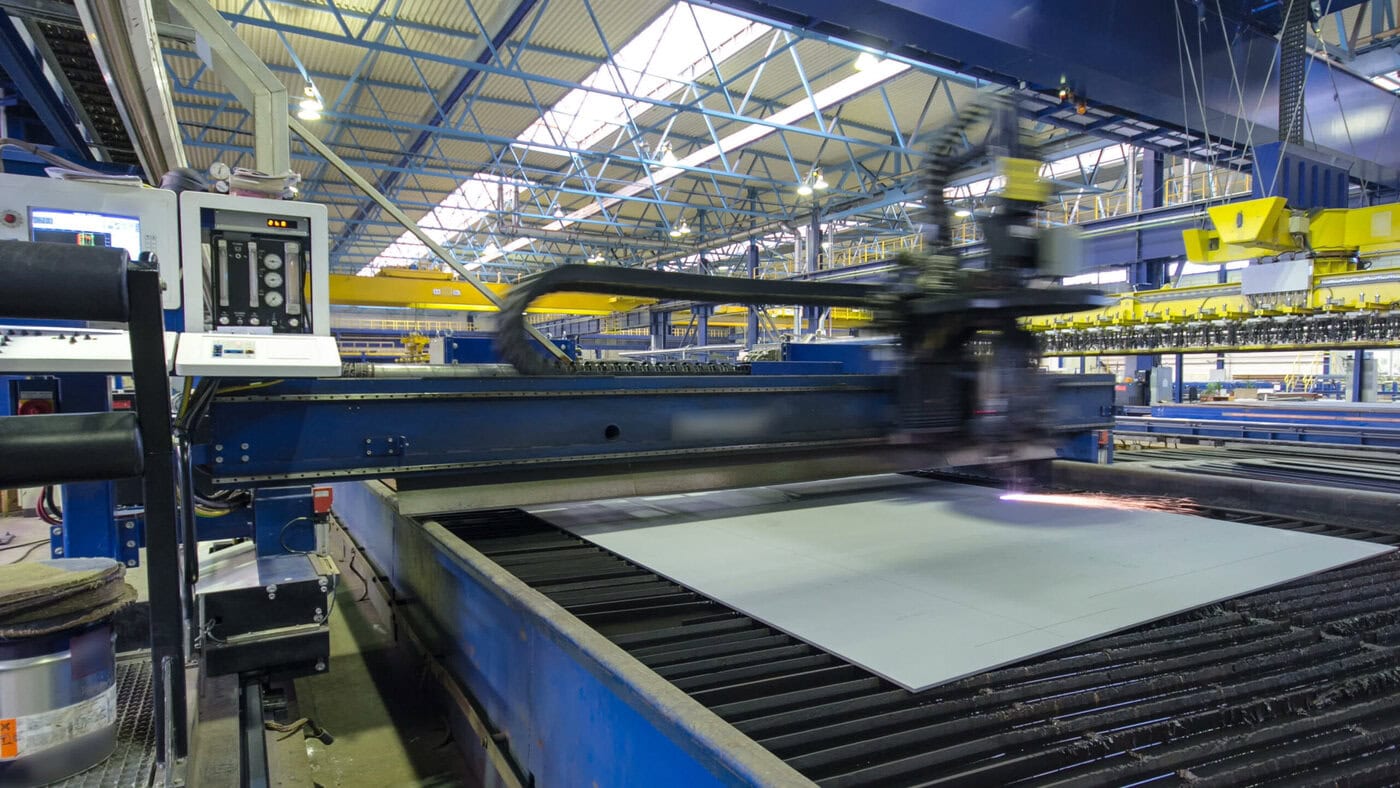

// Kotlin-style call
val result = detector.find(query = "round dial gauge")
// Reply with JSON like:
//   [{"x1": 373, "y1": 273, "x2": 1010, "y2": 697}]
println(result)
[
  {"x1": 209, "y1": 162, "x2": 231, "y2": 181},
  {"x1": 262, "y1": 253, "x2": 283, "y2": 270},
  {"x1": 264, "y1": 271, "x2": 284, "y2": 288},
  {"x1": 264, "y1": 291, "x2": 285, "y2": 307}
]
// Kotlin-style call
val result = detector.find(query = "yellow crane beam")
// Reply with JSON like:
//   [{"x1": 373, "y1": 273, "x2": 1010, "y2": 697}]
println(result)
[{"x1": 329, "y1": 270, "x2": 654, "y2": 315}]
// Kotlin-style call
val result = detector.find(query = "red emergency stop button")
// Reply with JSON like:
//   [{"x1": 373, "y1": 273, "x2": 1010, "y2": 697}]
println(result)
[
  {"x1": 17, "y1": 399, "x2": 55, "y2": 415},
  {"x1": 0, "y1": 211, "x2": 19, "y2": 227}
]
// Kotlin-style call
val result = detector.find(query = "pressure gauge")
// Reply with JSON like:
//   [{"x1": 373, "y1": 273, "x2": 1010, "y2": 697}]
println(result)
[
  {"x1": 209, "y1": 162, "x2": 231, "y2": 181},
  {"x1": 264, "y1": 271, "x2": 284, "y2": 288},
  {"x1": 262, "y1": 253, "x2": 283, "y2": 270},
  {"x1": 264, "y1": 291, "x2": 285, "y2": 308}
]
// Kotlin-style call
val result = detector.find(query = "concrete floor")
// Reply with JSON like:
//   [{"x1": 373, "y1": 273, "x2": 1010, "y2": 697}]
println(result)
[
  {"x1": 0, "y1": 513, "x2": 55, "y2": 565},
  {"x1": 293, "y1": 566, "x2": 471, "y2": 787}
]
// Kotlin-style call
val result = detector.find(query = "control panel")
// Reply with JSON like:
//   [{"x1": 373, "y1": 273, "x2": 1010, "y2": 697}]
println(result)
[
  {"x1": 0, "y1": 325, "x2": 177, "y2": 373},
  {"x1": 0, "y1": 174, "x2": 181, "y2": 310},
  {"x1": 208, "y1": 219, "x2": 309, "y2": 332},
  {"x1": 174, "y1": 332, "x2": 340, "y2": 377},
  {"x1": 180, "y1": 193, "x2": 330, "y2": 337}
]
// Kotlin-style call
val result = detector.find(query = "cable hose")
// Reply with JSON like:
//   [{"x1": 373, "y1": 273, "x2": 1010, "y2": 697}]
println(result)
[{"x1": 495, "y1": 265, "x2": 883, "y2": 375}]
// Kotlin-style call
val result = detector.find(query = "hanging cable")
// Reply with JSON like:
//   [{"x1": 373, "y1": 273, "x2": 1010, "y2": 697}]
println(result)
[{"x1": 35, "y1": 487, "x2": 60, "y2": 526}]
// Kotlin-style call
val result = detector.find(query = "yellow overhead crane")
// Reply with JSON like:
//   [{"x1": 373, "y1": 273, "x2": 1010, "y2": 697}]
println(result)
[
  {"x1": 331, "y1": 268, "x2": 874, "y2": 330},
  {"x1": 329, "y1": 268, "x2": 654, "y2": 315},
  {"x1": 1026, "y1": 197, "x2": 1400, "y2": 338}
]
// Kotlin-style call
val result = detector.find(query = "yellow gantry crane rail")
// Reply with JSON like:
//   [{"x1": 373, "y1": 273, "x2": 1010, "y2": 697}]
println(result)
[{"x1": 1027, "y1": 198, "x2": 1400, "y2": 339}]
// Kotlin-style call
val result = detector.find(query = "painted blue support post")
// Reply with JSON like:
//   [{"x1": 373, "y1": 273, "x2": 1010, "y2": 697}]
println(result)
[
  {"x1": 745, "y1": 243, "x2": 759, "y2": 349},
  {"x1": 649, "y1": 310, "x2": 670, "y2": 352},
  {"x1": 1139, "y1": 150, "x2": 1165, "y2": 211},
  {"x1": 1174, "y1": 353, "x2": 1184, "y2": 403},
  {"x1": 55, "y1": 374, "x2": 117, "y2": 560}
]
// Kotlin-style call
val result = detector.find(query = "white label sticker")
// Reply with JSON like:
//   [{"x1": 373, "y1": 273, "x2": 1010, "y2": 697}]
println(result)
[{"x1": 1, "y1": 684, "x2": 116, "y2": 760}]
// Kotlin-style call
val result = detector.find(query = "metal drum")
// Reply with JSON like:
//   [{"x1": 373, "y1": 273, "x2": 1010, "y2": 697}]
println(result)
[{"x1": 0, "y1": 622, "x2": 118, "y2": 786}]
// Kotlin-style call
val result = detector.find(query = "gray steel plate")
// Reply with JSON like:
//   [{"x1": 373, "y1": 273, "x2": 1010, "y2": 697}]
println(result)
[{"x1": 536, "y1": 476, "x2": 1393, "y2": 692}]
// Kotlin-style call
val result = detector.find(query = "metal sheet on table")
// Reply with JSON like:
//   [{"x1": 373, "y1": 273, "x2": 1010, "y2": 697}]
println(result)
[{"x1": 534, "y1": 476, "x2": 1394, "y2": 692}]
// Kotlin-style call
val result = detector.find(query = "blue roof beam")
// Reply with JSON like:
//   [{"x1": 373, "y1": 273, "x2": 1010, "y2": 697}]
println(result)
[{"x1": 704, "y1": 0, "x2": 1400, "y2": 187}]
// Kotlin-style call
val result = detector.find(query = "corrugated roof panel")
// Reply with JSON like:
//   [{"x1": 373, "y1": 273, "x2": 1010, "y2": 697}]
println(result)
[{"x1": 517, "y1": 0, "x2": 671, "y2": 60}]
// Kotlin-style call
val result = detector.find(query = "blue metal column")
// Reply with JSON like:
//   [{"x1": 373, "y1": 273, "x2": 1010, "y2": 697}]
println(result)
[
  {"x1": 54, "y1": 374, "x2": 116, "y2": 559},
  {"x1": 1139, "y1": 149, "x2": 1165, "y2": 210},
  {"x1": 745, "y1": 243, "x2": 759, "y2": 349},
  {"x1": 649, "y1": 310, "x2": 670, "y2": 352},
  {"x1": 694, "y1": 305, "x2": 711, "y2": 351}
]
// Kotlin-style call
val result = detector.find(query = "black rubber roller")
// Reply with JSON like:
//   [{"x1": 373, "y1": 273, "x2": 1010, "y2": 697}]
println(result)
[
  {"x1": 0, "y1": 241, "x2": 130, "y2": 322},
  {"x1": 0, "y1": 412, "x2": 143, "y2": 487}
]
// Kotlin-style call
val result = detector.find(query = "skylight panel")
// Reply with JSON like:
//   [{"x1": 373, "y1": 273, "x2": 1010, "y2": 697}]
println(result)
[{"x1": 365, "y1": 2, "x2": 769, "y2": 275}]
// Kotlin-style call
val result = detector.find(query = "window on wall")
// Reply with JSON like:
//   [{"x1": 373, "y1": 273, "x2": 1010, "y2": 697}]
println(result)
[{"x1": 1062, "y1": 268, "x2": 1130, "y2": 286}]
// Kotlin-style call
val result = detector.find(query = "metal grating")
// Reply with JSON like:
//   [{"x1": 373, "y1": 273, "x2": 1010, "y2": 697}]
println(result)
[
  {"x1": 32, "y1": 20, "x2": 142, "y2": 168},
  {"x1": 435, "y1": 502, "x2": 1400, "y2": 786},
  {"x1": 54, "y1": 658, "x2": 157, "y2": 788}
]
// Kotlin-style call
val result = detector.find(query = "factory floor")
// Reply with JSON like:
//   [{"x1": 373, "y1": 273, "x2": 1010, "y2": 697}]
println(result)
[
  {"x1": 293, "y1": 570, "x2": 472, "y2": 787},
  {"x1": 0, "y1": 510, "x2": 471, "y2": 788}
]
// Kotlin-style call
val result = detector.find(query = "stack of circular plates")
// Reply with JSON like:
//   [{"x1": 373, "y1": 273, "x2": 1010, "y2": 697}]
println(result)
[{"x1": 0, "y1": 558, "x2": 136, "y2": 639}]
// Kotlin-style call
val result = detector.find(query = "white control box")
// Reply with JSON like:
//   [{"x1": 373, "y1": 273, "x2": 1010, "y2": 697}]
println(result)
[
  {"x1": 0, "y1": 325, "x2": 177, "y2": 373},
  {"x1": 0, "y1": 175, "x2": 181, "y2": 309},
  {"x1": 174, "y1": 332, "x2": 340, "y2": 377},
  {"x1": 179, "y1": 192, "x2": 330, "y2": 337}
]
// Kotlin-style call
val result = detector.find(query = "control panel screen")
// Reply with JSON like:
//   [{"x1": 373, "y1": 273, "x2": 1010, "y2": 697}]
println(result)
[
  {"x1": 30, "y1": 209, "x2": 141, "y2": 258},
  {"x1": 207, "y1": 227, "x2": 311, "y2": 333}
]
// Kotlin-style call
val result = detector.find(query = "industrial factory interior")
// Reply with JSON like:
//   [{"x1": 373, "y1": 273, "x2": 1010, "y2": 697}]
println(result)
[{"x1": 5, "y1": 0, "x2": 1400, "y2": 785}]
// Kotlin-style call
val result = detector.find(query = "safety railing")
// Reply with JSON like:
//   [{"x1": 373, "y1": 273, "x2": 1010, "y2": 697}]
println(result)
[{"x1": 824, "y1": 233, "x2": 925, "y2": 269}]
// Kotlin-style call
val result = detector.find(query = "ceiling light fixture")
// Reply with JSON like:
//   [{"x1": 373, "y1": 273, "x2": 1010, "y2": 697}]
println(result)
[
  {"x1": 954, "y1": 208, "x2": 972, "y2": 218},
  {"x1": 296, "y1": 81, "x2": 323, "y2": 121},
  {"x1": 854, "y1": 51, "x2": 882, "y2": 72},
  {"x1": 586, "y1": 251, "x2": 605, "y2": 264},
  {"x1": 657, "y1": 141, "x2": 680, "y2": 166},
  {"x1": 798, "y1": 168, "x2": 829, "y2": 197}
]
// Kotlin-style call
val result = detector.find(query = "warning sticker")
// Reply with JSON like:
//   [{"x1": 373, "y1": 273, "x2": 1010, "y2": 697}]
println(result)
[{"x1": 0, "y1": 685, "x2": 115, "y2": 760}]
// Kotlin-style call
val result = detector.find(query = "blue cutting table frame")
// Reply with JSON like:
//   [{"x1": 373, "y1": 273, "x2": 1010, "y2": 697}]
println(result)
[
  {"x1": 333, "y1": 481, "x2": 808, "y2": 786},
  {"x1": 1117, "y1": 402, "x2": 1400, "y2": 448}
]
